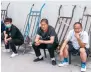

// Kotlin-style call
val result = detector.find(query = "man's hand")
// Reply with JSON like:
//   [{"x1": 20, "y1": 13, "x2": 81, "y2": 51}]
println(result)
[
  {"x1": 35, "y1": 41, "x2": 40, "y2": 46},
  {"x1": 35, "y1": 40, "x2": 44, "y2": 46},
  {"x1": 6, "y1": 37, "x2": 12, "y2": 41},
  {"x1": 75, "y1": 33, "x2": 80, "y2": 39},
  {"x1": 4, "y1": 38, "x2": 8, "y2": 45},
  {"x1": 39, "y1": 40, "x2": 44, "y2": 44}
]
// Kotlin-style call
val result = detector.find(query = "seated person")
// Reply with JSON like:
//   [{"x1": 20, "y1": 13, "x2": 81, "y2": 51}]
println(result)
[
  {"x1": 32, "y1": 18, "x2": 58, "y2": 65},
  {"x1": 3, "y1": 18, "x2": 24, "y2": 58},
  {"x1": 58, "y1": 22, "x2": 89, "y2": 72}
]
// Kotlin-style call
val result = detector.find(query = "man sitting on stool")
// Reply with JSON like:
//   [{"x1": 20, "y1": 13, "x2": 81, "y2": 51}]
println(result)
[
  {"x1": 32, "y1": 18, "x2": 58, "y2": 65},
  {"x1": 58, "y1": 22, "x2": 89, "y2": 72}
]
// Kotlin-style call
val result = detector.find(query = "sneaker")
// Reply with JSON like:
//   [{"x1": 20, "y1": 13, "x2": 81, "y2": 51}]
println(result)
[
  {"x1": 10, "y1": 52, "x2": 18, "y2": 58},
  {"x1": 2, "y1": 49, "x2": 10, "y2": 52},
  {"x1": 33, "y1": 57, "x2": 43, "y2": 62},
  {"x1": 58, "y1": 61, "x2": 69, "y2": 67},
  {"x1": 81, "y1": 63, "x2": 86, "y2": 72},
  {"x1": 52, "y1": 60, "x2": 56, "y2": 65}
]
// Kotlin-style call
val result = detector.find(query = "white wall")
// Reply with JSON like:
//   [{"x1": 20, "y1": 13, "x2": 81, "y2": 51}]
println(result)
[{"x1": 1, "y1": 1, "x2": 91, "y2": 35}]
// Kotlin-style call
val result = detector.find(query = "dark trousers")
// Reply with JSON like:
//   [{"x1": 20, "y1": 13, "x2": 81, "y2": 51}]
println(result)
[
  {"x1": 1, "y1": 32, "x2": 4, "y2": 41},
  {"x1": 5, "y1": 39, "x2": 24, "y2": 53},
  {"x1": 32, "y1": 42, "x2": 58, "y2": 58},
  {"x1": 68, "y1": 41, "x2": 89, "y2": 56}
]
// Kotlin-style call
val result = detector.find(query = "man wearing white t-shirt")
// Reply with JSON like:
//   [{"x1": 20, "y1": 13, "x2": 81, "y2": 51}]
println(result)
[{"x1": 58, "y1": 22, "x2": 89, "y2": 72}]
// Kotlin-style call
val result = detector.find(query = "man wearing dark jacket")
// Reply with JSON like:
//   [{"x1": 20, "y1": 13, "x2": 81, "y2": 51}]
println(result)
[{"x1": 3, "y1": 18, "x2": 24, "y2": 58}]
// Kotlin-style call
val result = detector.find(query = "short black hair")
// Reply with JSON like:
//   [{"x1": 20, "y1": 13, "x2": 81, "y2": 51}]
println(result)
[
  {"x1": 40, "y1": 18, "x2": 48, "y2": 24},
  {"x1": 74, "y1": 22, "x2": 82, "y2": 28},
  {"x1": 4, "y1": 18, "x2": 12, "y2": 23}
]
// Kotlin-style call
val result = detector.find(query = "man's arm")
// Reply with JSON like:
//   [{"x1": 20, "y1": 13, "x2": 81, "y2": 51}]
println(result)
[
  {"x1": 3, "y1": 31, "x2": 6, "y2": 36},
  {"x1": 4, "y1": 32, "x2": 12, "y2": 41},
  {"x1": 4, "y1": 33, "x2": 8, "y2": 44},
  {"x1": 60, "y1": 40, "x2": 68, "y2": 52},
  {"x1": 4, "y1": 30, "x2": 12, "y2": 41},
  {"x1": 60, "y1": 30, "x2": 72, "y2": 51},
  {"x1": 77, "y1": 38, "x2": 86, "y2": 48},
  {"x1": 35, "y1": 34, "x2": 40, "y2": 42},
  {"x1": 34, "y1": 34, "x2": 41, "y2": 46},
  {"x1": 6, "y1": 37, "x2": 12, "y2": 41},
  {"x1": 39, "y1": 36, "x2": 55, "y2": 44},
  {"x1": 4, "y1": 33, "x2": 8, "y2": 39},
  {"x1": 75, "y1": 33, "x2": 86, "y2": 48}
]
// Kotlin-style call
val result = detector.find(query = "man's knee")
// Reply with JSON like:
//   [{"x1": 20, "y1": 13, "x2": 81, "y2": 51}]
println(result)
[
  {"x1": 32, "y1": 42, "x2": 38, "y2": 48},
  {"x1": 47, "y1": 44, "x2": 53, "y2": 49},
  {"x1": 80, "y1": 48, "x2": 86, "y2": 53},
  {"x1": 9, "y1": 39, "x2": 13, "y2": 44},
  {"x1": 60, "y1": 51, "x2": 63, "y2": 57},
  {"x1": 64, "y1": 45, "x2": 68, "y2": 50},
  {"x1": 47, "y1": 43, "x2": 58, "y2": 49},
  {"x1": 63, "y1": 44, "x2": 69, "y2": 52},
  {"x1": 32, "y1": 42, "x2": 36, "y2": 48}
]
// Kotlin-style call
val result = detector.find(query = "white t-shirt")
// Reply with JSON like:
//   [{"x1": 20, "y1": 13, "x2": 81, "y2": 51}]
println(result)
[{"x1": 66, "y1": 29, "x2": 89, "y2": 49}]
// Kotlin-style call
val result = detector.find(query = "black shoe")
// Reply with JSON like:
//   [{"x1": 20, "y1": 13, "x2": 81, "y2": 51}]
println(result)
[
  {"x1": 33, "y1": 57, "x2": 43, "y2": 62},
  {"x1": 52, "y1": 60, "x2": 56, "y2": 65}
]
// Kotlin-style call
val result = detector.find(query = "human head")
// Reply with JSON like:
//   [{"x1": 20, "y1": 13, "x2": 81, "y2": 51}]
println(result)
[
  {"x1": 4, "y1": 18, "x2": 12, "y2": 28},
  {"x1": 73, "y1": 22, "x2": 82, "y2": 33},
  {"x1": 40, "y1": 18, "x2": 49, "y2": 32}
]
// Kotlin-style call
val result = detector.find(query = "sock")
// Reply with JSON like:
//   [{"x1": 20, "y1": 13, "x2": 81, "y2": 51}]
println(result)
[
  {"x1": 64, "y1": 58, "x2": 68, "y2": 62},
  {"x1": 51, "y1": 58, "x2": 55, "y2": 61},
  {"x1": 38, "y1": 55, "x2": 43, "y2": 59},
  {"x1": 82, "y1": 62, "x2": 86, "y2": 65},
  {"x1": 81, "y1": 62, "x2": 86, "y2": 68}
]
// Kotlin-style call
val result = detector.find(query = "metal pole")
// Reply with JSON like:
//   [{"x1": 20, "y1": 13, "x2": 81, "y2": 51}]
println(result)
[
  {"x1": 88, "y1": 23, "x2": 91, "y2": 35},
  {"x1": 55, "y1": 5, "x2": 62, "y2": 29},
  {"x1": 59, "y1": 18, "x2": 68, "y2": 43},
  {"x1": 57, "y1": 18, "x2": 64, "y2": 35},
  {"x1": 80, "y1": 7, "x2": 86, "y2": 23},
  {"x1": 31, "y1": 12, "x2": 38, "y2": 38},
  {"x1": 23, "y1": 14, "x2": 29, "y2": 35},
  {"x1": 89, "y1": 27, "x2": 91, "y2": 57},
  {"x1": 24, "y1": 4, "x2": 34, "y2": 40},
  {"x1": 84, "y1": 16, "x2": 89, "y2": 31},
  {"x1": 62, "y1": 5, "x2": 76, "y2": 43},
  {"x1": 32, "y1": 3, "x2": 45, "y2": 40},
  {"x1": 6, "y1": 3, "x2": 10, "y2": 17}
]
